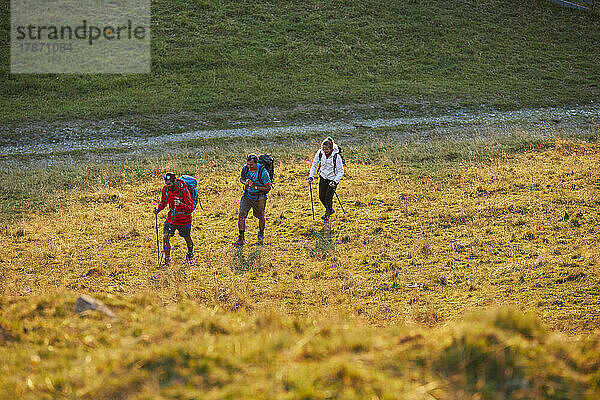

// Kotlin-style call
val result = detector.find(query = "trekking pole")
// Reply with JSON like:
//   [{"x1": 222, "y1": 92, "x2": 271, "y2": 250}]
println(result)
[
  {"x1": 155, "y1": 211, "x2": 160, "y2": 267},
  {"x1": 309, "y1": 181, "x2": 315, "y2": 220},
  {"x1": 334, "y1": 190, "x2": 346, "y2": 214}
]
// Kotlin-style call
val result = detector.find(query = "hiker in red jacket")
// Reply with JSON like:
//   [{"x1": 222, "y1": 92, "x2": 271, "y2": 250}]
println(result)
[{"x1": 153, "y1": 172, "x2": 194, "y2": 266}]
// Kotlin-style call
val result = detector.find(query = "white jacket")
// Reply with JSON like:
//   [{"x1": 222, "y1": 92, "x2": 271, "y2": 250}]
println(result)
[{"x1": 309, "y1": 145, "x2": 344, "y2": 183}]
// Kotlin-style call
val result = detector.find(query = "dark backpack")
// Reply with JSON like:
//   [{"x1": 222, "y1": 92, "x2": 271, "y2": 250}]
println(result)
[
  {"x1": 242, "y1": 154, "x2": 275, "y2": 188},
  {"x1": 258, "y1": 154, "x2": 274, "y2": 182},
  {"x1": 319, "y1": 147, "x2": 346, "y2": 175}
]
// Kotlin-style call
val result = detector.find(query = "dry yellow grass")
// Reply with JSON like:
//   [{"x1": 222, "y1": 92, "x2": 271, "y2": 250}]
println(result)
[{"x1": 2, "y1": 140, "x2": 599, "y2": 334}]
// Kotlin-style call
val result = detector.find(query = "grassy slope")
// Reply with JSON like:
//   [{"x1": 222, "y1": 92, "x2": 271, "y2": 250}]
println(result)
[
  {"x1": 1, "y1": 138, "x2": 600, "y2": 397},
  {"x1": 1, "y1": 0, "x2": 600, "y2": 123},
  {"x1": 1, "y1": 140, "x2": 599, "y2": 332}
]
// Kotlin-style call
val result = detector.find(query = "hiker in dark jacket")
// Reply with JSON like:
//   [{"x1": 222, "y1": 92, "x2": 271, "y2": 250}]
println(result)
[
  {"x1": 235, "y1": 154, "x2": 272, "y2": 246},
  {"x1": 308, "y1": 137, "x2": 344, "y2": 222},
  {"x1": 154, "y1": 172, "x2": 194, "y2": 265}
]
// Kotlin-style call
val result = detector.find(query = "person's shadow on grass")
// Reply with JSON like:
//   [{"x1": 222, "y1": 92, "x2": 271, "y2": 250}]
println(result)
[
  {"x1": 232, "y1": 245, "x2": 262, "y2": 274},
  {"x1": 309, "y1": 224, "x2": 335, "y2": 259}
]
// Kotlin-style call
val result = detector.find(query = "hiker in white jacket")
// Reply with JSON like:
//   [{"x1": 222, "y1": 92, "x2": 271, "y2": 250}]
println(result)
[{"x1": 308, "y1": 137, "x2": 344, "y2": 222}]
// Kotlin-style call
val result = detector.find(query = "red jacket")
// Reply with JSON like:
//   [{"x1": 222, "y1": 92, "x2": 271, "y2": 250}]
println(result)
[{"x1": 157, "y1": 180, "x2": 193, "y2": 225}]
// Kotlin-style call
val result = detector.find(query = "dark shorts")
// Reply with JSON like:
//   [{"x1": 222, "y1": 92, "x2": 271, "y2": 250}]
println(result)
[
  {"x1": 163, "y1": 220, "x2": 192, "y2": 237},
  {"x1": 238, "y1": 195, "x2": 266, "y2": 219}
]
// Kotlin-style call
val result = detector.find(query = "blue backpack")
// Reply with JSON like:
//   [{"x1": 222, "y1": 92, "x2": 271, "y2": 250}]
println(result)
[{"x1": 180, "y1": 175, "x2": 200, "y2": 211}]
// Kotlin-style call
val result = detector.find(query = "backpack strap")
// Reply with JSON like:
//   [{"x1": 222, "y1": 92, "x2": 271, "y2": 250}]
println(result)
[
  {"x1": 318, "y1": 150, "x2": 343, "y2": 175},
  {"x1": 167, "y1": 186, "x2": 192, "y2": 216},
  {"x1": 317, "y1": 150, "x2": 323, "y2": 175},
  {"x1": 165, "y1": 189, "x2": 174, "y2": 223},
  {"x1": 333, "y1": 153, "x2": 338, "y2": 175},
  {"x1": 332, "y1": 150, "x2": 345, "y2": 175},
  {"x1": 165, "y1": 188, "x2": 172, "y2": 208},
  {"x1": 256, "y1": 164, "x2": 265, "y2": 187},
  {"x1": 242, "y1": 164, "x2": 266, "y2": 186}
]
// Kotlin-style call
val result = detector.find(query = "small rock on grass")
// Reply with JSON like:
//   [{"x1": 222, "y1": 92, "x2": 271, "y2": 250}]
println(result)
[{"x1": 75, "y1": 295, "x2": 115, "y2": 319}]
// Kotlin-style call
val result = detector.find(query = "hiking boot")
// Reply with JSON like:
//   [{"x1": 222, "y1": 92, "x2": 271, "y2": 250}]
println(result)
[
  {"x1": 321, "y1": 213, "x2": 329, "y2": 222},
  {"x1": 234, "y1": 234, "x2": 245, "y2": 247},
  {"x1": 328, "y1": 209, "x2": 335, "y2": 216},
  {"x1": 186, "y1": 251, "x2": 194, "y2": 262},
  {"x1": 257, "y1": 231, "x2": 264, "y2": 245}
]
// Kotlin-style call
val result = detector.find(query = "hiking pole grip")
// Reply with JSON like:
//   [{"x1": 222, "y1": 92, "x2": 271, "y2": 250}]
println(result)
[{"x1": 309, "y1": 181, "x2": 315, "y2": 220}]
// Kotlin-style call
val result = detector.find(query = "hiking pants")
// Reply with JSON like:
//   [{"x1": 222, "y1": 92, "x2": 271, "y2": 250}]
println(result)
[{"x1": 319, "y1": 177, "x2": 336, "y2": 213}]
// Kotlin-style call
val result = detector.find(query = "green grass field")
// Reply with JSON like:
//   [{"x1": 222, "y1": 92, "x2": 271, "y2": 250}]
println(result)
[{"x1": 1, "y1": 0, "x2": 600, "y2": 124}]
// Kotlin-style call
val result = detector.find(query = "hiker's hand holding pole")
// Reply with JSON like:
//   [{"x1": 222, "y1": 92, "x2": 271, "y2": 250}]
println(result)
[
  {"x1": 329, "y1": 181, "x2": 337, "y2": 188},
  {"x1": 174, "y1": 198, "x2": 181, "y2": 206},
  {"x1": 153, "y1": 207, "x2": 159, "y2": 215},
  {"x1": 308, "y1": 177, "x2": 313, "y2": 184}
]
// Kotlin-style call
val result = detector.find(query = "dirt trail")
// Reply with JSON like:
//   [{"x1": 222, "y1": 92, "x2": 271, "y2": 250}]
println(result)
[{"x1": 1, "y1": 105, "x2": 598, "y2": 166}]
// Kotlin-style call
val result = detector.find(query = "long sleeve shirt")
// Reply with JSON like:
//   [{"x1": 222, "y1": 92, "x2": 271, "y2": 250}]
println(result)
[
  {"x1": 157, "y1": 180, "x2": 193, "y2": 225},
  {"x1": 308, "y1": 146, "x2": 344, "y2": 183}
]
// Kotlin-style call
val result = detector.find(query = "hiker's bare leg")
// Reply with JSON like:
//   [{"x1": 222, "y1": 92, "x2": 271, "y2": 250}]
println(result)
[
  {"x1": 238, "y1": 214, "x2": 246, "y2": 231},
  {"x1": 163, "y1": 233, "x2": 171, "y2": 262},
  {"x1": 183, "y1": 235, "x2": 193, "y2": 253},
  {"x1": 257, "y1": 198, "x2": 266, "y2": 230}
]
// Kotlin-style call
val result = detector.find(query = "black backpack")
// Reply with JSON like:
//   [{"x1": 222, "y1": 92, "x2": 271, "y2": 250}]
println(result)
[
  {"x1": 319, "y1": 147, "x2": 346, "y2": 175},
  {"x1": 258, "y1": 154, "x2": 274, "y2": 182},
  {"x1": 242, "y1": 154, "x2": 275, "y2": 188}
]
